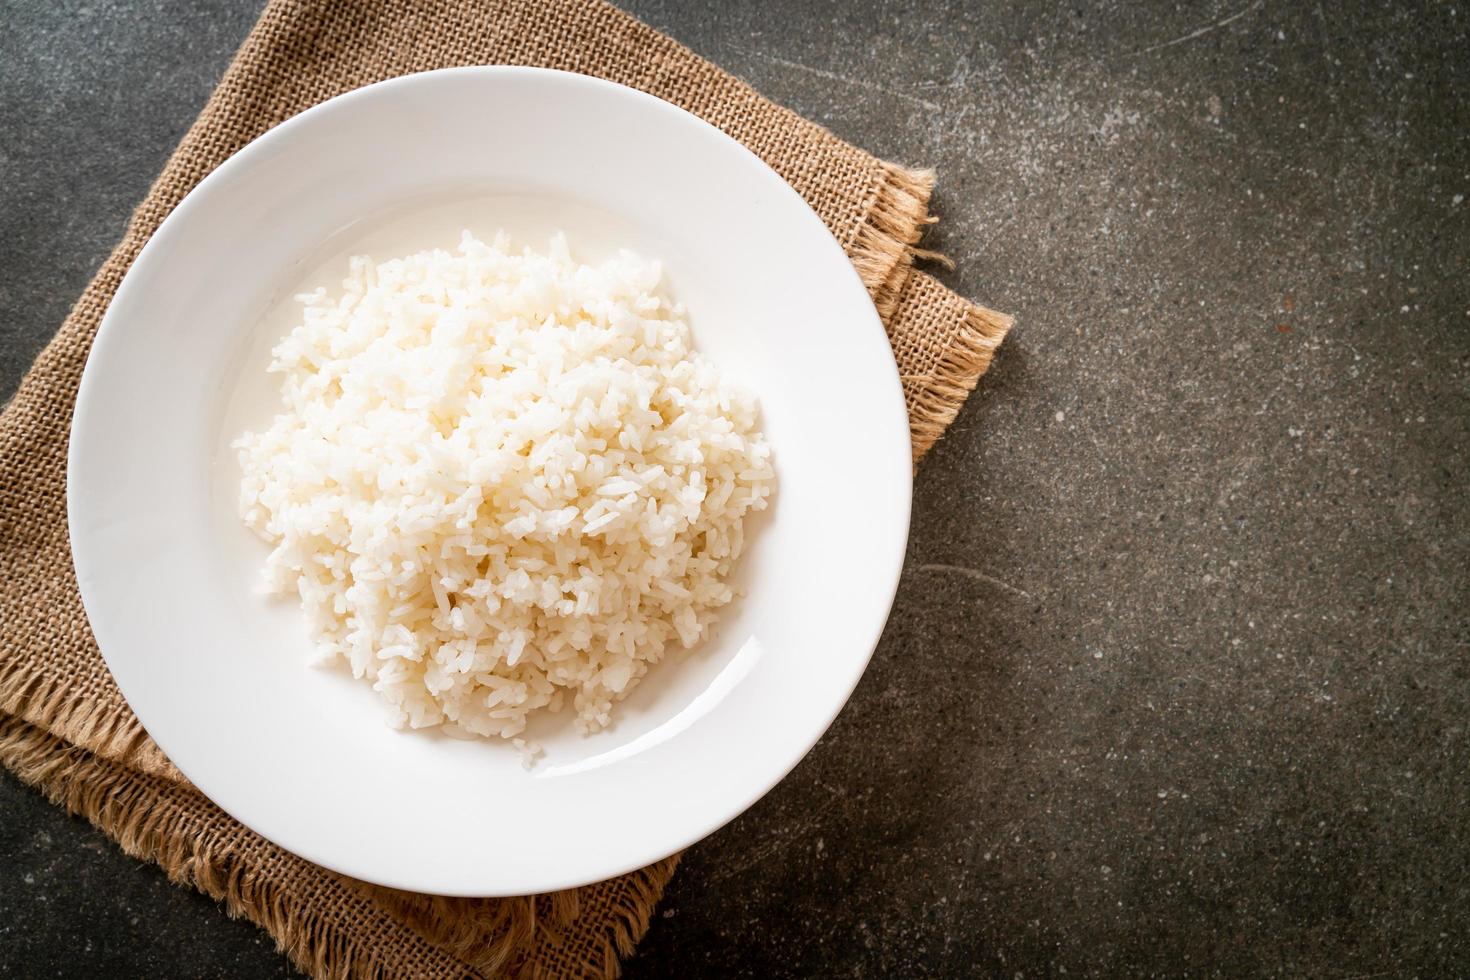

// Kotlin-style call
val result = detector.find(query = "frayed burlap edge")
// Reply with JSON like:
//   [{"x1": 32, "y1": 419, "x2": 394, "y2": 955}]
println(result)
[
  {"x1": 0, "y1": 651, "x2": 178, "y2": 780},
  {"x1": 910, "y1": 303, "x2": 1015, "y2": 464},
  {"x1": 850, "y1": 163, "x2": 935, "y2": 323},
  {"x1": 0, "y1": 715, "x2": 404, "y2": 980},
  {"x1": 846, "y1": 163, "x2": 1015, "y2": 465},
  {"x1": 528, "y1": 855, "x2": 682, "y2": 980}
]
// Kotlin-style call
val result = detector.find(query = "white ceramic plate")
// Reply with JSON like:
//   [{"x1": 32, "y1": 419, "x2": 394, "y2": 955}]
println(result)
[{"x1": 68, "y1": 67, "x2": 911, "y2": 896}]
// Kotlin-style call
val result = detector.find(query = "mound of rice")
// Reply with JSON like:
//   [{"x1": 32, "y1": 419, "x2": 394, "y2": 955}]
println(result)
[{"x1": 235, "y1": 231, "x2": 773, "y2": 741}]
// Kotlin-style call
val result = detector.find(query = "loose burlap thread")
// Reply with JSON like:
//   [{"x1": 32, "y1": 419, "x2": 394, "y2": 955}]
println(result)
[{"x1": 0, "y1": 1, "x2": 1012, "y2": 976}]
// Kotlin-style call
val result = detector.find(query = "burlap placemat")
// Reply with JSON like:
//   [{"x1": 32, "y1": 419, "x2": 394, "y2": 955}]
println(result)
[{"x1": 0, "y1": 1, "x2": 1011, "y2": 976}]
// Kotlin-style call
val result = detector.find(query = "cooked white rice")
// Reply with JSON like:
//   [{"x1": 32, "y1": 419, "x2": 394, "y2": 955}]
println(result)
[{"x1": 235, "y1": 231, "x2": 773, "y2": 740}]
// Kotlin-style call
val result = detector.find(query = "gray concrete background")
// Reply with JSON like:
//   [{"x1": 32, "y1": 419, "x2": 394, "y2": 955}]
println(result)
[{"x1": 2, "y1": 0, "x2": 1467, "y2": 976}]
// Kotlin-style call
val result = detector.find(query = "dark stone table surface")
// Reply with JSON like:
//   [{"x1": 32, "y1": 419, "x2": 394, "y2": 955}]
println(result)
[{"x1": 2, "y1": 1, "x2": 1466, "y2": 976}]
